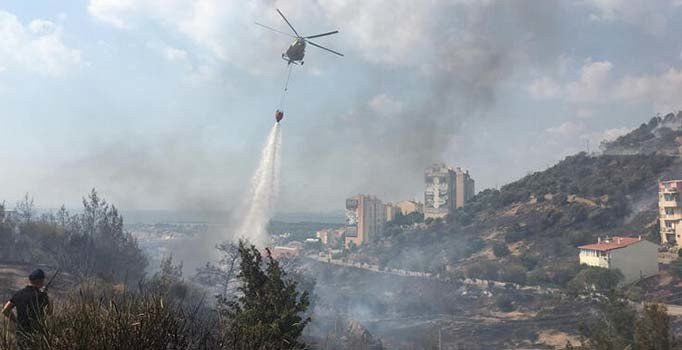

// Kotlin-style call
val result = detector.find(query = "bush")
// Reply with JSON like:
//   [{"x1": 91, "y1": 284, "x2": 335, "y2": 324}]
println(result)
[
  {"x1": 670, "y1": 258, "x2": 682, "y2": 278},
  {"x1": 567, "y1": 266, "x2": 623, "y2": 294},
  {"x1": 465, "y1": 238, "x2": 485, "y2": 256},
  {"x1": 495, "y1": 295, "x2": 515, "y2": 312},
  {"x1": 466, "y1": 260, "x2": 499, "y2": 280},
  {"x1": 504, "y1": 224, "x2": 529, "y2": 243},
  {"x1": 492, "y1": 242, "x2": 510, "y2": 258},
  {"x1": 519, "y1": 254, "x2": 539, "y2": 270},
  {"x1": 499, "y1": 264, "x2": 527, "y2": 285},
  {"x1": 0, "y1": 289, "x2": 217, "y2": 350}
]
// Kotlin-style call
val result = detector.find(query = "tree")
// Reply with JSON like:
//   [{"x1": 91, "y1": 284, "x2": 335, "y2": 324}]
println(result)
[
  {"x1": 16, "y1": 192, "x2": 34, "y2": 224},
  {"x1": 670, "y1": 258, "x2": 682, "y2": 278},
  {"x1": 219, "y1": 241, "x2": 311, "y2": 349},
  {"x1": 492, "y1": 242, "x2": 510, "y2": 258},
  {"x1": 194, "y1": 241, "x2": 241, "y2": 299},
  {"x1": 57, "y1": 189, "x2": 147, "y2": 282},
  {"x1": 567, "y1": 266, "x2": 623, "y2": 294},
  {"x1": 580, "y1": 291, "x2": 636, "y2": 350},
  {"x1": 495, "y1": 295, "x2": 514, "y2": 312},
  {"x1": 634, "y1": 303, "x2": 670, "y2": 350}
]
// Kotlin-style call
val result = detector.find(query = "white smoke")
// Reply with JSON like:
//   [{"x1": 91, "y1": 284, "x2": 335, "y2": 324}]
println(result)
[{"x1": 235, "y1": 122, "x2": 282, "y2": 247}]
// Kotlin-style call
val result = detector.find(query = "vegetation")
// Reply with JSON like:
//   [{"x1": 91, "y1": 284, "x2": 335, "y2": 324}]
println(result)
[
  {"x1": 495, "y1": 295, "x2": 514, "y2": 312},
  {"x1": 578, "y1": 292, "x2": 680, "y2": 350},
  {"x1": 0, "y1": 190, "x2": 147, "y2": 283},
  {"x1": 0, "y1": 240, "x2": 313, "y2": 350},
  {"x1": 453, "y1": 152, "x2": 673, "y2": 228},
  {"x1": 670, "y1": 257, "x2": 682, "y2": 279},
  {"x1": 492, "y1": 242, "x2": 510, "y2": 258},
  {"x1": 218, "y1": 241, "x2": 311, "y2": 349},
  {"x1": 386, "y1": 211, "x2": 424, "y2": 227},
  {"x1": 567, "y1": 267, "x2": 623, "y2": 294},
  {"x1": 1, "y1": 290, "x2": 216, "y2": 350}
]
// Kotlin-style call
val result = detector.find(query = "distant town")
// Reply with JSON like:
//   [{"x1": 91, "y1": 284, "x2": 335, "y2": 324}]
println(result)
[
  {"x1": 271, "y1": 163, "x2": 475, "y2": 258},
  {"x1": 272, "y1": 165, "x2": 682, "y2": 291}
]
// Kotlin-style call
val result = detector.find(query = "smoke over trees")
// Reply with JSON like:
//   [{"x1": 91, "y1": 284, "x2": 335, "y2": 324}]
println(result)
[{"x1": 0, "y1": 189, "x2": 147, "y2": 282}]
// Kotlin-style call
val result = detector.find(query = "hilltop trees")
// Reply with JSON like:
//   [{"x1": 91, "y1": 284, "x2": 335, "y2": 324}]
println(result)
[{"x1": 0, "y1": 189, "x2": 147, "y2": 282}]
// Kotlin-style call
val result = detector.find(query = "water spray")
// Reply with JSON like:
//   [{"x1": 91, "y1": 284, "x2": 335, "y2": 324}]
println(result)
[{"x1": 235, "y1": 123, "x2": 282, "y2": 247}]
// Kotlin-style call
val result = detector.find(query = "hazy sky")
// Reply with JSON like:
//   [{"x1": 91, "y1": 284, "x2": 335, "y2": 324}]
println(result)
[{"x1": 2, "y1": 0, "x2": 682, "y2": 213}]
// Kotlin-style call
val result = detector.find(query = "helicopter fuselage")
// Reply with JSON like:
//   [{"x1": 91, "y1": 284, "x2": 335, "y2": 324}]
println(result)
[{"x1": 283, "y1": 38, "x2": 306, "y2": 64}]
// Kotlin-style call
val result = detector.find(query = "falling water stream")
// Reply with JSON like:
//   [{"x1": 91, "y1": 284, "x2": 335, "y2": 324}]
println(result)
[{"x1": 235, "y1": 123, "x2": 282, "y2": 247}]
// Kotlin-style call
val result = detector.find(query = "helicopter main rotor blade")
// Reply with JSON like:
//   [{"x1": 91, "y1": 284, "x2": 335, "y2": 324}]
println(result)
[
  {"x1": 276, "y1": 8, "x2": 300, "y2": 37},
  {"x1": 255, "y1": 22, "x2": 297, "y2": 38},
  {"x1": 305, "y1": 30, "x2": 339, "y2": 39},
  {"x1": 306, "y1": 40, "x2": 344, "y2": 57}
]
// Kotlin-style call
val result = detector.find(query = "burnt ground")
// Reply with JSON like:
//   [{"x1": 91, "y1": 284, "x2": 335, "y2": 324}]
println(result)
[{"x1": 303, "y1": 261, "x2": 592, "y2": 349}]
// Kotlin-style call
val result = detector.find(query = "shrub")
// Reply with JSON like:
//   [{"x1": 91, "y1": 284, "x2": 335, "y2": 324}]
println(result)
[
  {"x1": 492, "y1": 242, "x2": 510, "y2": 258},
  {"x1": 0, "y1": 289, "x2": 217, "y2": 350},
  {"x1": 567, "y1": 266, "x2": 623, "y2": 294},
  {"x1": 499, "y1": 264, "x2": 527, "y2": 285},
  {"x1": 495, "y1": 295, "x2": 515, "y2": 312},
  {"x1": 466, "y1": 260, "x2": 499, "y2": 280},
  {"x1": 505, "y1": 224, "x2": 529, "y2": 243},
  {"x1": 670, "y1": 258, "x2": 682, "y2": 278}
]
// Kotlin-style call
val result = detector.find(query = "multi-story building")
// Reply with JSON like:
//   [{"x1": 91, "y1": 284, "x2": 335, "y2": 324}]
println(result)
[
  {"x1": 316, "y1": 228, "x2": 345, "y2": 247},
  {"x1": 454, "y1": 167, "x2": 475, "y2": 209},
  {"x1": 424, "y1": 164, "x2": 475, "y2": 219},
  {"x1": 345, "y1": 195, "x2": 385, "y2": 248},
  {"x1": 396, "y1": 200, "x2": 424, "y2": 216},
  {"x1": 385, "y1": 203, "x2": 400, "y2": 222},
  {"x1": 578, "y1": 236, "x2": 658, "y2": 284},
  {"x1": 659, "y1": 180, "x2": 682, "y2": 245}
]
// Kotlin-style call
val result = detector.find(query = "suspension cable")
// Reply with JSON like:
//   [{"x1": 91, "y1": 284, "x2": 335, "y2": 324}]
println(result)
[{"x1": 278, "y1": 64, "x2": 294, "y2": 109}]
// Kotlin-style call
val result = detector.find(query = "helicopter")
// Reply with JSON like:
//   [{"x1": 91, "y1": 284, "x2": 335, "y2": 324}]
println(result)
[{"x1": 256, "y1": 9, "x2": 344, "y2": 65}]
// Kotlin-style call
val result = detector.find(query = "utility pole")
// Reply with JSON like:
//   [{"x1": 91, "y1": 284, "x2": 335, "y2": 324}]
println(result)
[{"x1": 438, "y1": 328, "x2": 442, "y2": 350}]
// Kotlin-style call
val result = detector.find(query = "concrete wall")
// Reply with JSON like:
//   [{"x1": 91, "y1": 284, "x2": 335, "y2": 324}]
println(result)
[{"x1": 609, "y1": 240, "x2": 659, "y2": 284}]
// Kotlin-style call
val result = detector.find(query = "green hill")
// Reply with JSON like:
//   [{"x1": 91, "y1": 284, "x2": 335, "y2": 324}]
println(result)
[{"x1": 355, "y1": 112, "x2": 682, "y2": 288}]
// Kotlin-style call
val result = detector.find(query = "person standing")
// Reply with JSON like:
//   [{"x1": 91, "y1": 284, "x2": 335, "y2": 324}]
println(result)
[{"x1": 2, "y1": 269, "x2": 52, "y2": 349}]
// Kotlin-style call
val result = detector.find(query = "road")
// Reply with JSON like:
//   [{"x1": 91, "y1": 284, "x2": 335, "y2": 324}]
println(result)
[{"x1": 305, "y1": 255, "x2": 561, "y2": 294}]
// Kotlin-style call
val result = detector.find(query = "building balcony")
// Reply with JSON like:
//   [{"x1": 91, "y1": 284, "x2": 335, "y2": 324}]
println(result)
[
  {"x1": 660, "y1": 200, "x2": 682, "y2": 207},
  {"x1": 662, "y1": 227, "x2": 676, "y2": 235},
  {"x1": 665, "y1": 214, "x2": 682, "y2": 221}
]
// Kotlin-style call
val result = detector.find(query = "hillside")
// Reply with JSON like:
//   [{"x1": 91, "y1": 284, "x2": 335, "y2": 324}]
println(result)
[{"x1": 353, "y1": 112, "x2": 682, "y2": 288}]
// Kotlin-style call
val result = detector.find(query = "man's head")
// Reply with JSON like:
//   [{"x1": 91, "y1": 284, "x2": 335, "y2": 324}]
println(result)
[{"x1": 28, "y1": 269, "x2": 45, "y2": 288}]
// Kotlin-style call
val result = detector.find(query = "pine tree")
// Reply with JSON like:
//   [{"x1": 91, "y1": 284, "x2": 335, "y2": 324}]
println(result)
[
  {"x1": 220, "y1": 240, "x2": 311, "y2": 349},
  {"x1": 634, "y1": 303, "x2": 670, "y2": 350}
]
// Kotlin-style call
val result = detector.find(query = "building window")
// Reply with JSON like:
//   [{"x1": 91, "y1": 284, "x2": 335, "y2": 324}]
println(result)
[{"x1": 665, "y1": 193, "x2": 679, "y2": 201}]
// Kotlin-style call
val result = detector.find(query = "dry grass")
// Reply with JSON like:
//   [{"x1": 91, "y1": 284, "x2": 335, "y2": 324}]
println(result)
[{"x1": 0, "y1": 287, "x2": 218, "y2": 350}]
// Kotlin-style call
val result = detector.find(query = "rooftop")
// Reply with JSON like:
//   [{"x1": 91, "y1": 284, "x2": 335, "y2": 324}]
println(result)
[{"x1": 578, "y1": 236, "x2": 642, "y2": 252}]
